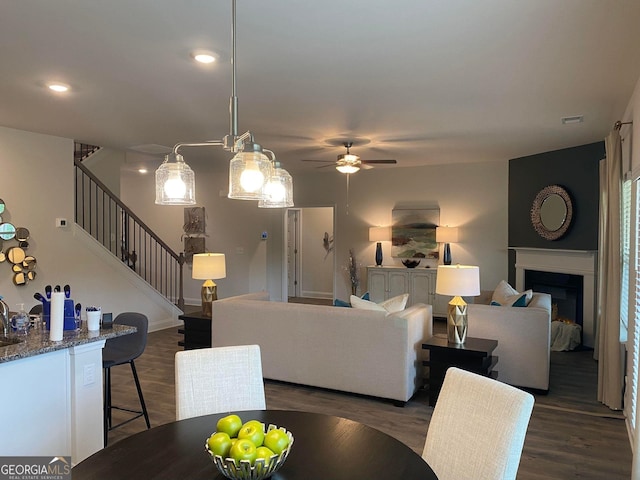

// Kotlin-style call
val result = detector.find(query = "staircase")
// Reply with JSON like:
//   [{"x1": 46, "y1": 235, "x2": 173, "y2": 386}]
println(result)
[{"x1": 74, "y1": 143, "x2": 185, "y2": 309}]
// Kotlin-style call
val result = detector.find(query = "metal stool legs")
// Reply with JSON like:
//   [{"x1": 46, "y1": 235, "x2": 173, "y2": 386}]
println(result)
[{"x1": 103, "y1": 359, "x2": 150, "y2": 446}]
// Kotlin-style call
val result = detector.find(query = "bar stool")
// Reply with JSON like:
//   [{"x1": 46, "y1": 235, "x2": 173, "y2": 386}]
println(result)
[{"x1": 103, "y1": 312, "x2": 151, "y2": 446}]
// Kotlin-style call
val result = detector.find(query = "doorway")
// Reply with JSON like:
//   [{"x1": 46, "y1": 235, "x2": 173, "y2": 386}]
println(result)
[{"x1": 285, "y1": 207, "x2": 335, "y2": 304}]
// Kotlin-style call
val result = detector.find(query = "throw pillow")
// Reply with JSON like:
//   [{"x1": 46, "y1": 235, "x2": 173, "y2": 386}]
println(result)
[
  {"x1": 491, "y1": 280, "x2": 532, "y2": 307},
  {"x1": 333, "y1": 292, "x2": 370, "y2": 308},
  {"x1": 379, "y1": 293, "x2": 410, "y2": 313},
  {"x1": 350, "y1": 295, "x2": 386, "y2": 311}
]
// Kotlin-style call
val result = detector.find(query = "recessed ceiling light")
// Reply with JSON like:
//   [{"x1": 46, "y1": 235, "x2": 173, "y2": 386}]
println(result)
[
  {"x1": 47, "y1": 83, "x2": 70, "y2": 93},
  {"x1": 561, "y1": 115, "x2": 584, "y2": 125},
  {"x1": 138, "y1": 168, "x2": 148, "y2": 174},
  {"x1": 192, "y1": 51, "x2": 217, "y2": 64}
]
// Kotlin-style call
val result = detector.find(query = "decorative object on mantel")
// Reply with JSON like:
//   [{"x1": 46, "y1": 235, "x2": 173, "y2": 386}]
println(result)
[
  {"x1": 369, "y1": 226, "x2": 391, "y2": 266},
  {"x1": 391, "y1": 209, "x2": 439, "y2": 259},
  {"x1": 435, "y1": 265, "x2": 480, "y2": 344},
  {"x1": 530, "y1": 185, "x2": 573, "y2": 241},
  {"x1": 192, "y1": 253, "x2": 226, "y2": 317},
  {"x1": 436, "y1": 226, "x2": 459, "y2": 265},
  {"x1": 401, "y1": 259, "x2": 421, "y2": 268},
  {"x1": 0, "y1": 198, "x2": 37, "y2": 286}
]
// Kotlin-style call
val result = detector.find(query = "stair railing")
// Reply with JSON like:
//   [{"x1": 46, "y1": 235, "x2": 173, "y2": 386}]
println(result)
[{"x1": 74, "y1": 158, "x2": 185, "y2": 309}]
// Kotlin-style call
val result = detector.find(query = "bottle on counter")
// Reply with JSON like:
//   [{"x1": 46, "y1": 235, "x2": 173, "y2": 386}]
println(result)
[
  {"x1": 0, "y1": 296, "x2": 9, "y2": 337},
  {"x1": 11, "y1": 303, "x2": 29, "y2": 335}
]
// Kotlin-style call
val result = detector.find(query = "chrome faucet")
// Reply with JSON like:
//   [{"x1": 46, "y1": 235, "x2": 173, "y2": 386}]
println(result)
[{"x1": 0, "y1": 296, "x2": 9, "y2": 337}]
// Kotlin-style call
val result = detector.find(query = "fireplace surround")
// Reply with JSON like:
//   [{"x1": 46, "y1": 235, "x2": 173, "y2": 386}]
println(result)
[{"x1": 512, "y1": 248, "x2": 597, "y2": 348}]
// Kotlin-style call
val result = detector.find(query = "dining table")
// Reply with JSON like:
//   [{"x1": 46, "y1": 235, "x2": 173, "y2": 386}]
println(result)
[{"x1": 72, "y1": 409, "x2": 438, "y2": 479}]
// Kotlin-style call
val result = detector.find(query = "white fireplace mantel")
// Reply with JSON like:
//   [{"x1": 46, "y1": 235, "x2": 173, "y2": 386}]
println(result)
[{"x1": 511, "y1": 247, "x2": 598, "y2": 348}]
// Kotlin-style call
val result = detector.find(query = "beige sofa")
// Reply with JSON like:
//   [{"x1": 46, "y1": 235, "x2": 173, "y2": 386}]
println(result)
[
  {"x1": 467, "y1": 291, "x2": 552, "y2": 392},
  {"x1": 210, "y1": 291, "x2": 433, "y2": 404}
]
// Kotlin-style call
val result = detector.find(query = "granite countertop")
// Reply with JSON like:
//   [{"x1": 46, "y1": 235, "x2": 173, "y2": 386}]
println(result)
[{"x1": 0, "y1": 324, "x2": 136, "y2": 364}]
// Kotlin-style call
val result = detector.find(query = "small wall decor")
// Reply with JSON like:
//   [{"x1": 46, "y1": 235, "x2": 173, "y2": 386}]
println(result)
[
  {"x1": 391, "y1": 208, "x2": 439, "y2": 259},
  {"x1": 183, "y1": 207, "x2": 205, "y2": 234},
  {"x1": 322, "y1": 232, "x2": 334, "y2": 260},
  {"x1": 184, "y1": 236, "x2": 205, "y2": 263},
  {"x1": 0, "y1": 198, "x2": 37, "y2": 286}
]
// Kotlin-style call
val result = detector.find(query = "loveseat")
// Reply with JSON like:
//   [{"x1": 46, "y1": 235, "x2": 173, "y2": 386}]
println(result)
[
  {"x1": 467, "y1": 291, "x2": 552, "y2": 392},
  {"x1": 210, "y1": 291, "x2": 433, "y2": 403}
]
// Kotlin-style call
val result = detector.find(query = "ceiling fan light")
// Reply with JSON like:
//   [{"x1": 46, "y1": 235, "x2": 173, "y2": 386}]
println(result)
[
  {"x1": 259, "y1": 163, "x2": 294, "y2": 208},
  {"x1": 155, "y1": 153, "x2": 196, "y2": 205},
  {"x1": 228, "y1": 149, "x2": 273, "y2": 200},
  {"x1": 336, "y1": 164, "x2": 360, "y2": 174}
]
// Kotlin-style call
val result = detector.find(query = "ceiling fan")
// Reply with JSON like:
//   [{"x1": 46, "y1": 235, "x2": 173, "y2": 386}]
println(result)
[{"x1": 302, "y1": 142, "x2": 397, "y2": 174}]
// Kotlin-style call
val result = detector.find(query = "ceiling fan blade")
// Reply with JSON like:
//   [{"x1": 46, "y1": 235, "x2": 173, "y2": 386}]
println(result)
[
  {"x1": 301, "y1": 159, "x2": 335, "y2": 163},
  {"x1": 361, "y1": 159, "x2": 397, "y2": 164}
]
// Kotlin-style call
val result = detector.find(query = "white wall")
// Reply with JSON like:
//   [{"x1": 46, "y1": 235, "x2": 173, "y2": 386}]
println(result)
[{"x1": 0, "y1": 126, "x2": 178, "y2": 330}]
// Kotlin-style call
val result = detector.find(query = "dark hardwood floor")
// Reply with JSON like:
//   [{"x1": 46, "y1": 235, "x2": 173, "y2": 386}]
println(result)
[{"x1": 105, "y1": 320, "x2": 632, "y2": 479}]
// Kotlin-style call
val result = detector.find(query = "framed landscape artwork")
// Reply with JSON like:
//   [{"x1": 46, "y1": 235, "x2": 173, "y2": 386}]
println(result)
[{"x1": 391, "y1": 208, "x2": 439, "y2": 259}]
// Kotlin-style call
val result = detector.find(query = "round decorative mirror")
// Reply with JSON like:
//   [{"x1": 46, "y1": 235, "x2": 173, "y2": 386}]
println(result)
[
  {"x1": 0, "y1": 199, "x2": 5, "y2": 215},
  {"x1": 6, "y1": 246, "x2": 26, "y2": 264},
  {"x1": 15, "y1": 227, "x2": 30, "y2": 242},
  {"x1": 531, "y1": 185, "x2": 573, "y2": 240},
  {"x1": 0, "y1": 223, "x2": 16, "y2": 240}
]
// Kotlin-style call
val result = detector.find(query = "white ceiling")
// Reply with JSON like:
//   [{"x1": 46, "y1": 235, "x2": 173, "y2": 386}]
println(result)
[{"x1": 1, "y1": 0, "x2": 639, "y2": 174}]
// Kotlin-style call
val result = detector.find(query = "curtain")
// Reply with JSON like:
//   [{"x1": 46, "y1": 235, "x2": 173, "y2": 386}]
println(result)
[{"x1": 596, "y1": 130, "x2": 623, "y2": 409}]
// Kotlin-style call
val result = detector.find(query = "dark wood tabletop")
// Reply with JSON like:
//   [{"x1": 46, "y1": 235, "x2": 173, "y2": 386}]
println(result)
[{"x1": 73, "y1": 409, "x2": 438, "y2": 480}]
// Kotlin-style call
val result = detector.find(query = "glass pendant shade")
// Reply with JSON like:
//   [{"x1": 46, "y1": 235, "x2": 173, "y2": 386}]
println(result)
[
  {"x1": 259, "y1": 163, "x2": 294, "y2": 208},
  {"x1": 155, "y1": 153, "x2": 196, "y2": 205},
  {"x1": 228, "y1": 150, "x2": 273, "y2": 200}
]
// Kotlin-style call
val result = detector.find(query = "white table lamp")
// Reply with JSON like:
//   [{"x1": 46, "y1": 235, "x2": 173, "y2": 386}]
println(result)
[
  {"x1": 369, "y1": 226, "x2": 391, "y2": 266},
  {"x1": 192, "y1": 253, "x2": 226, "y2": 317},
  {"x1": 435, "y1": 265, "x2": 480, "y2": 344}
]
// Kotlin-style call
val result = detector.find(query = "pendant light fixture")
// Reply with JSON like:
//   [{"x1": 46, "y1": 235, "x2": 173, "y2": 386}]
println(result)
[
  {"x1": 259, "y1": 160, "x2": 294, "y2": 208},
  {"x1": 154, "y1": 0, "x2": 293, "y2": 207}
]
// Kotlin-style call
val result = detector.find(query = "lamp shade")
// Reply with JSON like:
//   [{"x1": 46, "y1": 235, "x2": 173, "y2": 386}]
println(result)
[
  {"x1": 155, "y1": 153, "x2": 196, "y2": 205},
  {"x1": 435, "y1": 265, "x2": 480, "y2": 297},
  {"x1": 436, "y1": 226, "x2": 459, "y2": 243},
  {"x1": 228, "y1": 148, "x2": 273, "y2": 200},
  {"x1": 258, "y1": 163, "x2": 294, "y2": 208},
  {"x1": 192, "y1": 253, "x2": 226, "y2": 280},
  {"x1": 369, "y1": 226, "x2": 391, "y2": 242}
]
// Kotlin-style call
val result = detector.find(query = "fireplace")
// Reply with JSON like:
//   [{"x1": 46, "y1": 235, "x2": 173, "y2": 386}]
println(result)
[
  {"x1": 524, "y1": 270, "x2": 584, "y2": 327},
  {"x1": 512, "y1": 248, "x2": 597, "y2": 348}
]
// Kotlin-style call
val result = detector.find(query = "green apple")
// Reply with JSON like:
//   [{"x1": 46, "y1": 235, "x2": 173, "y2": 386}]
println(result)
[
  {"x1": 255, "y1": 446, "x2": 276, "y2": 466},
  {"x1": 229, "y1": 438, "x2": 257, "y2": 465},
  {"x1": 216, "y1": 414, "x2": 243, "y2": 438},
  {"x1": 237, "y1": 420, "x2": 265, "y2": 447},
  {"x1": 207, "y1": 432, "x2": 232, "y2": 457},
  {"x1": 263, "y1": 428, "x2": 290, "y2": 455}
]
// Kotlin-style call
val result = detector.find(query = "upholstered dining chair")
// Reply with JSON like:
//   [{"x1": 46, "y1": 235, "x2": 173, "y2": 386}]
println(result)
[
  {"x1": 175, "y1": 344, "x2": 266, "y2": 421},
  {"x1": 422, "y1": 367, "x2": 534, "y2": 480},
  {"x1": 103, "y1": 312, "x2": 151, "y2": 446}
]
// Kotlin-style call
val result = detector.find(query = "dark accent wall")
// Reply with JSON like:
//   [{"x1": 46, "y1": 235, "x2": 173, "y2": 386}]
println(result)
[{"x1": 507, "y1": 141, "x2": 603, "y2": 284}]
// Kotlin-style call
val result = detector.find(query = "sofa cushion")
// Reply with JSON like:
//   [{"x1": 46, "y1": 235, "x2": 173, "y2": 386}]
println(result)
[
  {"x1": 334, "y1": 292, "x2": 370, "y2": 307},
  {"x1": 491, "y1": 280, "x2": 532, "y2": 307},
  {"x1": 350, "y1": 295, "x2": 387, "y2": 311},
  {"x1": 350, "y1": 293, "x2": 409, "y2": 313},
  {"x1": 380, "y1": 293, "x2": 410, "y2": 313}
]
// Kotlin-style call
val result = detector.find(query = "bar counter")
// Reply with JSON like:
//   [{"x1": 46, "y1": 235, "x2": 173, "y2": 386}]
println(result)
[{"x1": 0, "y1": 323, "x2": 135, "y2": 363}]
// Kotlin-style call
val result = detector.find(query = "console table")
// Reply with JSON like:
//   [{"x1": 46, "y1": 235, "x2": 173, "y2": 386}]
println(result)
[
  {"x1": 422, "y1": 334, "x2": 498, "y2": 406},
  {"x1": 178, "y1": 308, "x2": 211, "y2": 350},
  {"x1": 366, "y1": 266, "x2": 448, "y2": 316}
]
